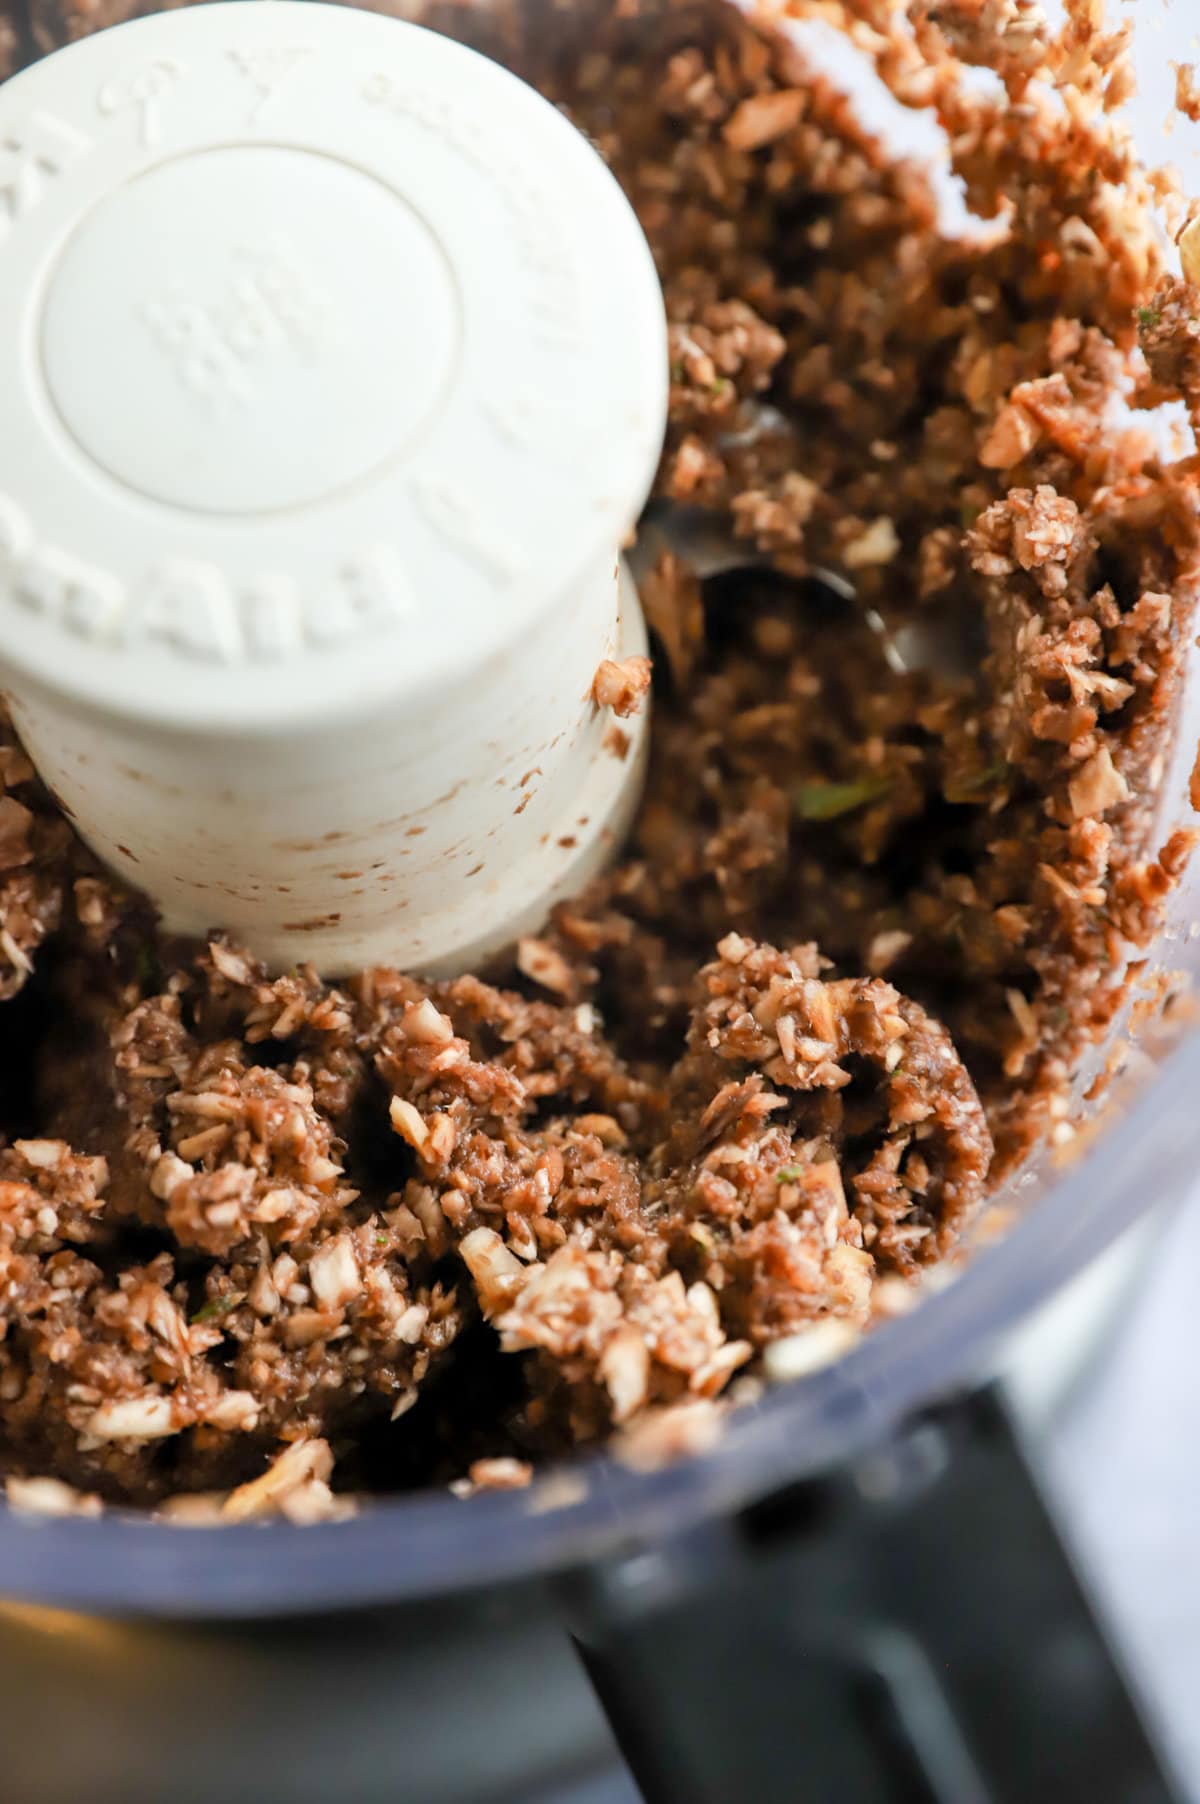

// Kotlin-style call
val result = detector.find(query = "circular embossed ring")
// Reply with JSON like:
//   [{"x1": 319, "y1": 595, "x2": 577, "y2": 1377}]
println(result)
[{"x1": 0, "y1": 2, "x2": 668, "y2": 973}]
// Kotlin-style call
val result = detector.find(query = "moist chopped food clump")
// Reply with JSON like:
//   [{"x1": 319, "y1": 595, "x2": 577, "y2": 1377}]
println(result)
[{"x1": 3, "y1": 0, "x2": 1200, "y2": 1513}]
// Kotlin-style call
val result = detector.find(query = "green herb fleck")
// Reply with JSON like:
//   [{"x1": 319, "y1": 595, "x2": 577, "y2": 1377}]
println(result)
[
  {"x1": 134, "y1": 945, "x2": 161, "y2": 990},
  {"x1": 793, "y1": 774, "x2": 893, "y2": 822},
  {"x1": 191, "y1": 1294, "x2": 240, "y2": 1325},
  {"x1": 945, "y1": 760, "x2": 1007, "y2": 803},
  {"x1": 709, "y1": 376, "x2": 733, "y2": 400},
  {"x1": 375, "y1": 1232, "x2": 389, "y2": 1248},
  {"x1": 1136, "y1": 306, "x2": 1161, "y2": 329},
  {"x1": 776, "y1": 1166, "x2": 804, "y2": 1183}
]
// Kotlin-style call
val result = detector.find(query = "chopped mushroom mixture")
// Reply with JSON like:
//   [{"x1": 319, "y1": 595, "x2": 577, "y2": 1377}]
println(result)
[{"x1": 2, "y1": 0, "x2": 1200, "y2": 1516}]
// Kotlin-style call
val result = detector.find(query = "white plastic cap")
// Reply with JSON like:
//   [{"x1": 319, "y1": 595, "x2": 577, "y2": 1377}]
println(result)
[{"x1": 0, "y1": 1, "x2": 667, "y2": 972}]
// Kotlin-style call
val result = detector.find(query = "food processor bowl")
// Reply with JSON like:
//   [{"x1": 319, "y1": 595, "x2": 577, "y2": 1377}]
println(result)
[
  {"x1": 0, "y1": 3, "x2": 1196, "y2": 1800},
  {"x1": 1, "y1": 0, "x2": 1195, "y2": 1617}
]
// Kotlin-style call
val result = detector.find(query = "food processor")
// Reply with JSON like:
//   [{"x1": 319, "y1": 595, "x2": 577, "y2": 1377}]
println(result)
[{"x1": 0, "y1": 0, "x2": 1196, "y2": 1800}]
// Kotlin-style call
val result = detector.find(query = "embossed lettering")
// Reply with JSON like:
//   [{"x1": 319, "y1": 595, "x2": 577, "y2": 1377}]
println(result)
[
  {"x1": 141, "y1": 237, "x2": 329, "y2": 409},
  {"x1": 0, "y1": 111, "x2": 91, "y2": 236},
  {"x1": 15, "y1": 543, "x2": 124, "y2": 638},
  {"x1": 363, "y1": 79, "x2": 584, "y2": 362},
  {"x1": 128, "y1": 562, "x2": 242, "y2": 663},
  {"x1": 233, "y1": 236, "x2": 328, "y2": 354},
  {"x1": 0, "y1": 492, "x2": 34, "y2": 568},
  {"x1": 141, "y1": 288, "x2": 252, "y2": 409},
  {"x1": 0, "y1": 491, "x2": 412, "y2": 662},
  {"x1": 410, "y1": 476, "x2": 518, "y2": 585},
  {"x1": 243, "y1": 575, "x2": 302, "y2": 660},
  {"x1": 304, "y1": 545, "x2": 413, "y2": 645},
  {"x1": 228, "y1": 47, "x2": 312, "y2": 124},
  {"x1": 481, "y1": 381, "x2": 563, "y2": 451},
  {"x1": 97, "y1": 59, "x2": 182, "y2": 148}
]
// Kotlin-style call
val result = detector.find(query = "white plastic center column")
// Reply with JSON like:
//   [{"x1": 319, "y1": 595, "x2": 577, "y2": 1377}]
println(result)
[{"x1": 0, "y1": 2, "x2": 667, "y2": 974}]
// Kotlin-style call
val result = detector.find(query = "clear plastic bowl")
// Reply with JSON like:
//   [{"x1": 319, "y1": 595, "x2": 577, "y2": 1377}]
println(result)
[{"x1": 0, "y1": 0, "x2": 1198, "y2": 1617}]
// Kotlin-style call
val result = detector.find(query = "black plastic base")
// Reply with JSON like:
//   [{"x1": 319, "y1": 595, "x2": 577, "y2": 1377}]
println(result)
[{"x1": 570, "y1": 1389, "x2": 1181, "y2": 1804}]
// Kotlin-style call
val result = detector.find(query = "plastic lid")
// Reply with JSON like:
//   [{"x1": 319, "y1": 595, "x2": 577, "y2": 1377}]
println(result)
[{"x1": 0, "y1": 1, "x2": 667, "y2": 730}]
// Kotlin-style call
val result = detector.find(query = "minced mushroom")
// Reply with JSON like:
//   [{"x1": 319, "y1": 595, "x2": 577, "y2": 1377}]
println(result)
[{"x1": 2, "y1": 0, "x2": 1198, "y2": 1507}]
